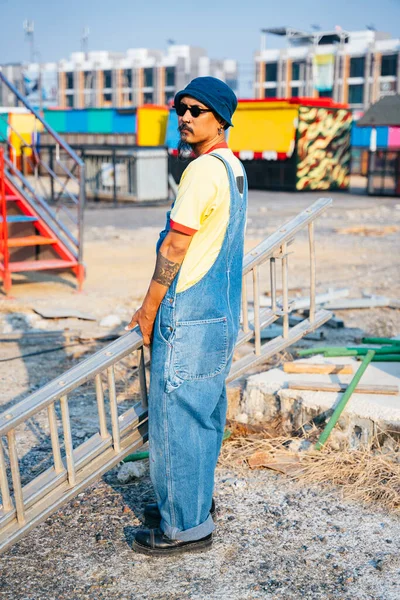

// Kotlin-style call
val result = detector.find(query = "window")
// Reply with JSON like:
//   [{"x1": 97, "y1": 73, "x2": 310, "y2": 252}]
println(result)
[
  {"x1": 165, "y1": 67, "x2": 175, "y2": 87},
  {"x1": 83, "y1": 71, "x2": 93, "y2": 89},
  {"x1": 123, "y1": 69, "x2": 132, "y2": 88},
  {"x1": 143, "y1": 92, "x2": 153, "y2": 104},
  {"x1": 103, "y1": 70, "x2": 112, "y2": 89},
  {"x1": 66, "y1": 94, "x2": 74, "y2": 107},
  {"x1": 103, "y1": 92, "x2": 112, "y2": 103},
  {"x1": 350, "y1": 56, "x2": 365, "y2": 78},
  {"x1": 265, "y1": 63, "x2": 277, "y2": 82},
  {"x1": 291, "y1": 61, "x2": 305, "y2": 81},
  {"x1": 66, "y1": 72, "x2": 74, "y2": 90},
  {"x1": 164, "y1": 92, "x2": 174, "y2": 105},
  {"x1": 144, "y1": 68, "x2": 153, "y2": 88},
  {"x1": 381, "y1": 54, "x2": 397, "y2": 77},
  {"x1": 291, "y1": 86, "x2": 299, "y2": 97},
  {"x1": 319, "y1": 89, "x2": 332, "y2": 98},
  {"x1": 264, "y1": 87, "x2": 277, "y2": 98},
  {"x1": 348, "y1": 84, "x2": 364, "y2": 104}
]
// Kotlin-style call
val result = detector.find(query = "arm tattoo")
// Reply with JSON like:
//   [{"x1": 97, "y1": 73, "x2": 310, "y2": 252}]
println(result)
[{"x1": 152, "y1": 252, "x2": 180, "y2": 287}]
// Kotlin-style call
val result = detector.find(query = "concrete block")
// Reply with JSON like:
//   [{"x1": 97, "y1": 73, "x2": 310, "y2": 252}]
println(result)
[{"x1": 236, "y1": 356, "x2": 400, "y2": 448}]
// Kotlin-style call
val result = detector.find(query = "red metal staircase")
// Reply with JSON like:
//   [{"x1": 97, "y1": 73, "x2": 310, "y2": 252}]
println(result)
[{"x1": 0, "y1": 72, "x2": 85, "y2": 295}]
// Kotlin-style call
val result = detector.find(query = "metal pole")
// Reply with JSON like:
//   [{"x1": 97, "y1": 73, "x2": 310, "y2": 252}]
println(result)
[
  {"x1": 47, "y1": 403, "x2": 64, "y2": 474},
  {"x1": 308, "y1": 221, "x2": 316, "y2": 324},
  {"x1": 281, "y1": 243, "x2": 289, "y2": 338},
  {"x1": 7, "y1": 430, "x2": 25, "y2": 524},
  {"x1": 242, "y1": 274, "x2": 249, "y2": 333},
  {"x1": 49, "y1": 146, "x2": 55, "y2": 202},
  {"x1": 60, "y1": 395, "x2": 76, "y2": 486},
  {"x1": 315, "y1": 350, "x2": 375, "y2": 450},
  {"x1": 107, "y1": 366, "x2": 121, "y2": 453},
  {"x1": 253, "y1": 266, "x2": 261, "y2": 355},
  {"x1": 0, "y1": 439, "x2": 12, "y2": 512},
  {"x1": 112, "y1": 148, "x2": 117, "y2": 206},
  {"x1": 138, "y1": 347, "x2": 148, "y2": 409},
  {"x1": 78, "y1": 162, "x2": 85, "y2": 265},
  {"x1": 270, "y1": 257, "x2": 277, "y2": 312},
  {"x1": 95, "y1": 374, "x2": 109, "y2": 439}
]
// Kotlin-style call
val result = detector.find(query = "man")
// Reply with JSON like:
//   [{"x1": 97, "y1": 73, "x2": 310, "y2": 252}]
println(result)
[{"x1": 125, "y1": 77, "x2": 248, "y2": 556}]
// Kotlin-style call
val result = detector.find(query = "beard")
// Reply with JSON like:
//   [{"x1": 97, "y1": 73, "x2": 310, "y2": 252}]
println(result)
[{"x1": 177, "y1": 139, "x2": 193, "y2": 161}]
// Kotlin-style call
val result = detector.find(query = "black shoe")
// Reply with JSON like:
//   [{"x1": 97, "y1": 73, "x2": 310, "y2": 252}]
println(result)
[
  {"x1": 143, "y1": 498, "x2": 216, "y2": 528},
  {"x1": 132, "y1": 528, "x2": 212, "y2": 556}
]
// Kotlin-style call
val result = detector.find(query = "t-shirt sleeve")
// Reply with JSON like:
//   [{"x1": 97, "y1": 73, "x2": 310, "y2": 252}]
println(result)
[{"x1": 170, "y1": 158, "x2": 218, "y2": 235}]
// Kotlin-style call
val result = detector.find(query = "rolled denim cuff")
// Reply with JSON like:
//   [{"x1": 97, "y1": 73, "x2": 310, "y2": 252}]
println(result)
[{"x1": 161, "y1": 513, "x2": 215, "y2": 541}]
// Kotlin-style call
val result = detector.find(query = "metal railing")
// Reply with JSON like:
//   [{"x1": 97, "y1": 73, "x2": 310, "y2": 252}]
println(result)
[
  {"x1": 0, "y1": 198, "x2": 332, "y2": 553},
  {"x1": 0, "y1": 72, "x2": 85, "y2": 265}
]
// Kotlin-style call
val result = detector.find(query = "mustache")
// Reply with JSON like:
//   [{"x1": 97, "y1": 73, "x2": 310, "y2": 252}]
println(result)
[{"x1": 178, "y1": 124, "x2": 194, "y2": 134}]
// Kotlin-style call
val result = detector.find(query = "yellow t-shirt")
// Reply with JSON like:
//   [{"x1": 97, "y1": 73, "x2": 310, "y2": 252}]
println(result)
[{"x1": 170, "y1": 148, "x2": 244, "y2": 293}]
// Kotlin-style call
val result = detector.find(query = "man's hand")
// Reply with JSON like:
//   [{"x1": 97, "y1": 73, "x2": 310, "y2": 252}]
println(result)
[{"x1": 125, "y1": 305, "x2": 157, "y2": 346}]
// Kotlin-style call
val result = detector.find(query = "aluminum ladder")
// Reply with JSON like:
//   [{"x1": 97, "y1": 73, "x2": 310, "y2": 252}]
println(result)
[{"x1": 0, "y1": 197, "x2": 332, "y2": 553}]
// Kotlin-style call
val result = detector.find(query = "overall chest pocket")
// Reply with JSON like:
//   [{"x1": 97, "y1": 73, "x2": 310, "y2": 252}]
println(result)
[{"x1": 173, "y1": 317, "x2": 228, "y2": 380}]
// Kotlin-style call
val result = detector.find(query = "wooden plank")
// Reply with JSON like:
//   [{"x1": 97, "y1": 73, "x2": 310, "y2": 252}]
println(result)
[
  {"x1": 288, "y1": 381, "x2": 399, "y2": 395},
  {"x1": 283, "y1": 362, "x2": 353, "y2": 375}
]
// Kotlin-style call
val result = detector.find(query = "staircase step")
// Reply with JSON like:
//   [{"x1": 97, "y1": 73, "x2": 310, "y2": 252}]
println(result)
[
  {"x1": 0, "y1": 215, "x2": 38, "y2": 223},
  {"x1": 7, "y1": 235, "x2": 56, "y2": 248},
  {"x1": 5, "y1": 259, "x2": 78, "y2": 273},
  {"x1": 5, "y1": 195, "x2": 19, "y2": 201}
]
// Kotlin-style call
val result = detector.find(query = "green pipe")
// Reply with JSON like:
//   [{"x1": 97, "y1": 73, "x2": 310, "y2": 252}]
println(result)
[
  {"x1": 297, "y1": 347, "x2": 349, "y2": 356},
  {"x1": 362, "y1": 337, "x2": 400, "y2": 346},
  {"x1": 123, "y1": 429, "x2": 232, "y2": 463},
  {"x1": 324, "y1": 347, "x2": 400, "y2": 357},
  {"x1": 323, "y1": 350, "x2": 358, "y2": 357},
  {"x1": 315, "y1": 350, "x2": 375, "y2": 451},
  {"x1": 357, "y1": 354, "x2": 400, "y2": 362}
]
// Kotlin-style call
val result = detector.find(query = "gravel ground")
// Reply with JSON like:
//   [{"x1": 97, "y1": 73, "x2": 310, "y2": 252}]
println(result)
[
  {"x1": 1, "y1": 190, "x2": 400, "y2": 599},
  {"x1": 1, "y1": 464, "x2": 399, "y2": 600}
]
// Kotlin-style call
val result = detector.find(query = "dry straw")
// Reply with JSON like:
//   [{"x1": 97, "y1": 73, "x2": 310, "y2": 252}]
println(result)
[{"x1": 220, "y1": 423, "x2": 400, "y2": 513}]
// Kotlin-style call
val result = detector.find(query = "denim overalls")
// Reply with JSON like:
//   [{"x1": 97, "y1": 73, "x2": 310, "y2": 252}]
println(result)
[{"x1": 148, "y1": 153, "x2": 248, "y2": 541}]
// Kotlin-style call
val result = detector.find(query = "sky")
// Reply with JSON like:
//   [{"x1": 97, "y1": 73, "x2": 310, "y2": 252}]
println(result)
[{"x1": 1, "y1": 0, "x2": 400, "y2": 96}]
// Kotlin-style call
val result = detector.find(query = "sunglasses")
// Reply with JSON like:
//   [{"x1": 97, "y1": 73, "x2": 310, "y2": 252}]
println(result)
[{"x1": 175, "y1": 102, "x2": 212, "y2": 118}]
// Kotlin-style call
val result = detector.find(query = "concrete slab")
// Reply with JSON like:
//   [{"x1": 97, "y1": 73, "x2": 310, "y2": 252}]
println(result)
[{"x1": 239, "y1": 356, "x2": 400, "y2": 448}]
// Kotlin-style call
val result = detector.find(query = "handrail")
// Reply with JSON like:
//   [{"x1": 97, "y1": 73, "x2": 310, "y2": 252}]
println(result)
[
  {"x1": 0, "y1": 149, "x2": 9, "y2": 279},
  {"x1": 243, "y1": 198, "x2": 331, "y2": 275},
  {"x1": 4, "y1": 155, "x2": 79, "y2": 253},
  {"x1": 0, "y1": 72, "x2": 84, "y2": 168}
]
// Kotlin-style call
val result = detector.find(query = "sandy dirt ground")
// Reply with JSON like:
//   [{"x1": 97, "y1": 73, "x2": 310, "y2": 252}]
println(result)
[{"x1": 0, "y1": 189, "x2": 400, "y2": 599}]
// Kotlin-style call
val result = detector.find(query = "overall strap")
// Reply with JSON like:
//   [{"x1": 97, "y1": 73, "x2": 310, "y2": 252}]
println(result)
[{"x1": 209, "y1": 152, "x2": 244, "y2": 219}]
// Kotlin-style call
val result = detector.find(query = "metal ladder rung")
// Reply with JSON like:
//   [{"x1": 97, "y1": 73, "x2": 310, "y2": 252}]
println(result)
[
  {"x1": 228, "y1": 309, "x2": 332, "y2": 382},
  {"x1": 237, "y1": 308, "x2": 280, "y2": 347}
]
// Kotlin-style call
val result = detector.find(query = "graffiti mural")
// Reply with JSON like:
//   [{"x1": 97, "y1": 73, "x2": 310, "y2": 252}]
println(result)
[{"x1": 296, "y1": 107, "x2": 352, "y2": 191}]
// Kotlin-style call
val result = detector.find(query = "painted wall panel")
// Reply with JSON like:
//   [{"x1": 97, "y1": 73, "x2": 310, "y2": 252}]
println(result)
[
  {"x1": 351, "y1": 124, "x2": 388, "y2": 148},
  {"x1": 65, "y1": 110, "x2": 89, "y2": 133},
  {"x1": 165, "y1": 110, "x2": 179, "y2": 149},
  {"x1": 296, "y1": 106, "x2": 352, "y2": 191},
  {"x1": 43, "y1": 109, "x2": 67, "y2": 133},
  {"x1": 87, "y1": 109, "x2": 113, "y2": 133},
  {"x1": 0, "y1": 113, "x2": 8, "y2": 143},
  {"x1": 112, "y1": 111, "x2": 136, "y2": 133},
  {"x1": 9, "y1": 113, "x2": 44, "y2": 158},
  {"x1": 137, "y1": 106, "x2": 169, "y2": 146},
  {"x1": 388, "y1": 127, "x2": 400, "y2": 148},
  {"x1": 229, "y1": 101, "x2": 298, "y2": 154}
]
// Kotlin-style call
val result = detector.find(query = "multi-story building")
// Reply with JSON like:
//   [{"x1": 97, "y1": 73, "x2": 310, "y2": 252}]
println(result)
[
  {"x1": 255, "y1": 28, "x2": 400, "y2": 109},
  {"x1": 0, "y1": 45, "x2": 237, "y2": 109}
]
